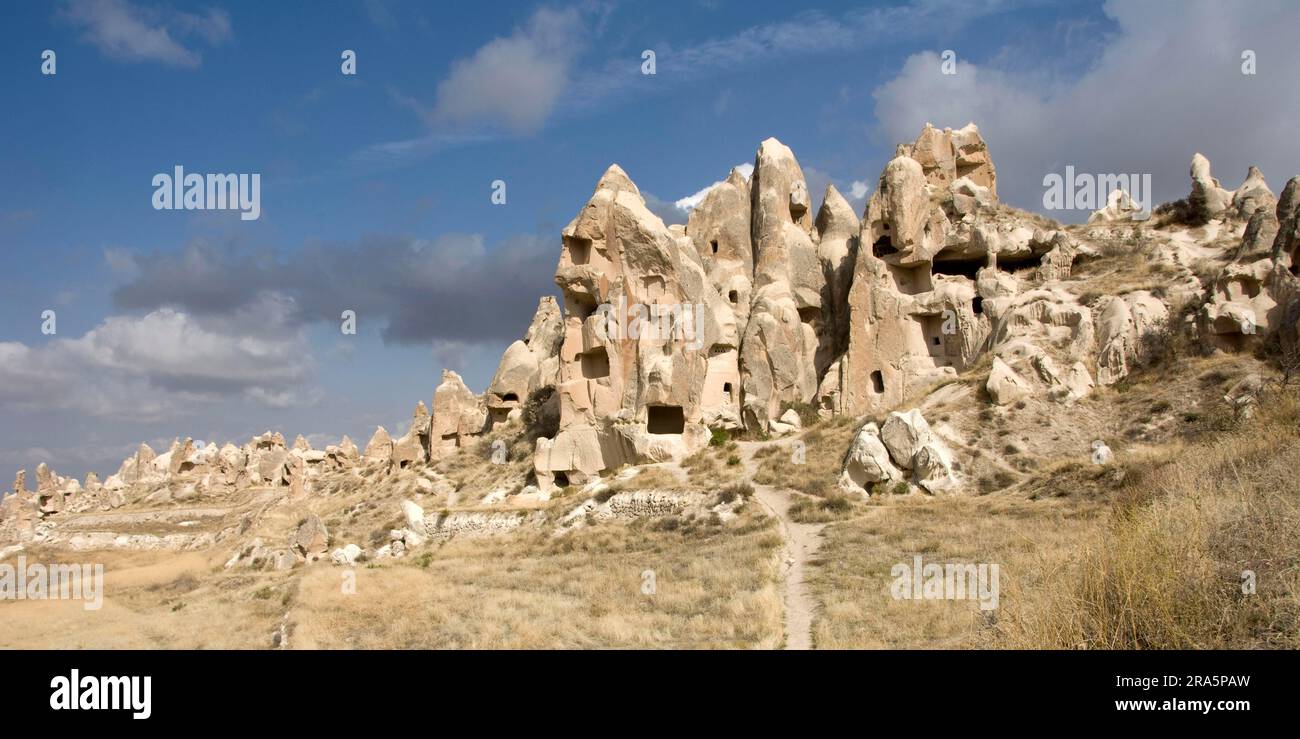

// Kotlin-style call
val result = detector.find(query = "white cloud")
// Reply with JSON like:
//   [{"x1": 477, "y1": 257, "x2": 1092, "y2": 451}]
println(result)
[
  {"x1": 430, "y1": 7, "x2": 583, "y2": 134},
  {"x1": 871, "y1": 0, "x2": 1300, "y2": 219},
  {"x1": 848, "y1": 180, "x2": 869, "y2": 200},
  {"x1": 673, "y1": 162, "x2": 753, "y2": 213},
  {"x1": 59, "y1": 0, "x2": 231, "y2": 67},
  {"x1": 0, "y1": 304, "x2": 314, "y2": 421}
]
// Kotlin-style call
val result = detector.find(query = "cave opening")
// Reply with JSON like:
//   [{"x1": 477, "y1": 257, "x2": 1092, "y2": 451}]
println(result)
[{"x1": 647, "y1": 405, "x2": 686, "y2": 434}]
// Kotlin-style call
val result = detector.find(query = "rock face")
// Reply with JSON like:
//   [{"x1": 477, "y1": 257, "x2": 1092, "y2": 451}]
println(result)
[
  {"x1": 431, "y1": 370, "x2": 486, "y2": 458},
  {"x1": 536, "y1": 163, "x2": 731, "y2": 488},
  {"x1": 1189, "y1": 153, "x2": 1233, "y2": 222},
  {"x1": 485, "y1": 296, "x2": 564, "y2": 428},
  {"x1": 10, "y1": 120, "x2": 1300, "y2": 518},
  {"x1": 740, "y1": 139, "x2": 824, "y2": 429}
]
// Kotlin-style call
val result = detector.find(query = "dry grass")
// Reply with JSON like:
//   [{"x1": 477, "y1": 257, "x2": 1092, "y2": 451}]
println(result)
[
  {"x1": 291, "y1": 508, "x2": 783, "y2": 649},
  {"x1": 752, "y1": 415, "x2": 860, "y2": 499},
  {"x1": 994, "y1": 389, "x2": 1300, "y2": 648},
  {"x1": 807, "y1": 495, "x2": 1103, "y2": 648},
  {"x1": 0, "y1": 549, "x2": 289, "y2": 649}
]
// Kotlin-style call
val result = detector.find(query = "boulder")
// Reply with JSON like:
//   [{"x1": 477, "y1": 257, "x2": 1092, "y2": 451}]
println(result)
[
  {"x1": 292, "y1": 514, "x2": 329, "y2": 557},
  {"x1": 839, "y1": 422, "x2": 903, "y2": 495}
]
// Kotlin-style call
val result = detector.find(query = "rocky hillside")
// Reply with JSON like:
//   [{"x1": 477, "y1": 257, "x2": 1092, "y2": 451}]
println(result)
[{"x1": 3, "y1": 122, "x2": 1298, "y2": 633}]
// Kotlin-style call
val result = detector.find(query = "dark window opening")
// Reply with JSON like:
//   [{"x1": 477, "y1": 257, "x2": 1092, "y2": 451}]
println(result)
[
  {"x1": 710, "y1": 239, "x2": 719, "y2": 255},
  {"x1": 798, "y1": 306, "x2": 820, "y2": 325},
  {"x1": 996, "y1": 254, "x2": 1044, "y2": 273},
  {"x1": 570, "y1": 293, "x2": 598, "y2": 320},
  {"x1": 870, "y1": 370, "x2": 884, "y2": 394},
  {"x1": 566, "y1": 237, "x2": 592, "y2": 266},
  {"x1": 931, "y1": 256, "x2": 984, "y2": 280},
  {"x1": 580, "y1": 348, "x2": 610, "y2": 379},
  {"x1": 873, "y1": 235, "x2": 898, "y2": 258},
  {"x1": 647, "y1": 405, "x2": 686, "y2": 434},
  {"x1": 728, "y1": 290, "x2": 739, "y2": 303},
  {"x1": 553, "y1": 471, "x2": 570, "y2": 487},
  {"x1": 502, "y1": 392, "x2": 518, "y2": 402},
  {"x1": 722, "y1": 382, "x2": 733, "y2": 398},
  {"x1": 921, "y1": 315, "x2": 946, "y2": 357},
  {"x1": 972, "y1": 296, "x2": 984, "y2": 315}
]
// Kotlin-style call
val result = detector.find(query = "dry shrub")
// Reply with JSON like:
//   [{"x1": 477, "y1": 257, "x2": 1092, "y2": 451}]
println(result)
[{"x1": 997, "y1": 389, "x2": 1300, "y2": 648}]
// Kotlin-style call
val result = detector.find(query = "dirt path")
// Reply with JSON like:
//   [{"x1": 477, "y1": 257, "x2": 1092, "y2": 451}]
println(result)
[{"x1": 736, "y1": 440, "x2": 825, "y2": 650}]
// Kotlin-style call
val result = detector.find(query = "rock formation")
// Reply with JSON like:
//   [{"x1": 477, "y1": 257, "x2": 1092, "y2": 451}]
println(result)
[{"x1": 7, "y1": 119, "x2": 1300, "y2": 529}]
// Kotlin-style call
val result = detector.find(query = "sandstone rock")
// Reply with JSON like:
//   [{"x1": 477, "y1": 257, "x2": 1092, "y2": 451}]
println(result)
[
  {"x1": 363, "y1": 426, "x2": 393, "y2": 467},
  {"x1": 293, "y1": 514, "x2": 329, "y2": 557},
  {"x1": 485, "y1": 297, "x2": 564, "y2": 426},
  {"x1": 1189, "y1": 153, "x2": 1233, "y2": 222},
  {"x1": 880, "y1": 409, "x2": 932, "y2": 469},
  {"x1": 1089, "y1": 189, "x2": 1143, "y2": 223},
  {"x1": 330, "y1": 543, "x2": 362, "y2": 566},
  {"x1": 1091, "y1": 441, "x2": 1113, "y2": 465},
  {"x1": 1232, "y1": 166, "x2": 1275, "y2": 218},
  {"x1": 401, "y1": 499, "x2": 425, "y2": 531},
  {"x1": 987, "y1": 356, "x2": 1031, "y2": 405},
  {"x1": 391, "y1": 402, "x2": 431, "y2": 469},
  {"x1": 431, "y1": 370, "x2": 486, "y2": 458},
  {"x1": 840, "y1": 422, "x2": 903, "y2": 495}
]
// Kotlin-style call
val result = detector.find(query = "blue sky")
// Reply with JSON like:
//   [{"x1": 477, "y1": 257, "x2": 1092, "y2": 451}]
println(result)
[{"x1": 2, "y1": 0, "x2": 1298, "y2": 479}]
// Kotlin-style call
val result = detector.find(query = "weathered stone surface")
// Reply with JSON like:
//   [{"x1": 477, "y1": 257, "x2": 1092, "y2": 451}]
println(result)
[
  {"x1": 293, "y1": 514, "x2": 329, "y2": 557},
  {"x1": 363, "y1": 427, "x2": 393, "y2": 467},
  {"x1": 839, "y1": 422, "x2": 903, "y2": 496},
  {"x1": 1189, "y1": 153, "x2": 1233, "y2": 222}
]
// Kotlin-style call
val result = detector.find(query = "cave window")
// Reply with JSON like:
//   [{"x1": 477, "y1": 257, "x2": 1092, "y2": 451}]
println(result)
[
  {"x1": 571, "y1": 294, "x2": 598, "y2": 320},
  {"x1": 647, "y1": 405, "x2": 686, "y2": 434},
  {"x1": 710, "y1": 239, "x2": 719, "y2": 255},
  {"x1": 580, "y1": 348, "x2": 610, "y2": 379},
  {"x1": 567, "y1": 237, "x2": 592, "y2": 266},
  {"x1": 502, "y1": 392, "x2": 518, "y2": 403},
  {"x1": 873, "y1": 235, "x2": 898, "y2": 258},
  {"x1": 972, "y1": 296, "x2": 984, "y2": 315},
  {"x1": 722, "y1": 382, "x2": 733, "y2": 399},
  {"x1": 870, "y1": 370, "x2": 884, "y2": 394},
  {"x1": 728, "y1": 290, "x2": 739, "y2": 303},
  {"x1": 553, "y1": 471, "x2": 570, "y2": 487}
]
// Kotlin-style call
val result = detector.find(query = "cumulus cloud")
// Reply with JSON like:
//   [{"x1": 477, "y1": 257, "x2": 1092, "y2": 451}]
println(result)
[
  {"x1": 111, "y1": 232, "x2": 560, "y2": 345},
  {"x1": 871, "y1": 0, "x2": 1300, "y2": 220},
  {"x1": 58, "y1": 0, "x2": 231, "y2": 67},
  {"x1": 0, "y1": 302, "x2": 313, "y2": 421},
  {"x1": 429, "y1": 6, "x2": 584, "y2": 134}
]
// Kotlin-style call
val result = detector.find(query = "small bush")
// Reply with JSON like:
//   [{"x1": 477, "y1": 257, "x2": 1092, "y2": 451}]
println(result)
[
  {"x1": 520, "y1": 386, "x2": 560, "y2": 441},
  {"x1": 709, "y1": 428, "x2": 730, "y2": 447}
]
